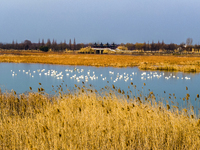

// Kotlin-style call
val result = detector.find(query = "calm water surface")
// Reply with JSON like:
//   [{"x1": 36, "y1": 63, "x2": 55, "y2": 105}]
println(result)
[{"x1": 0, "y1": 63, "x2": 200, "y2": 115}]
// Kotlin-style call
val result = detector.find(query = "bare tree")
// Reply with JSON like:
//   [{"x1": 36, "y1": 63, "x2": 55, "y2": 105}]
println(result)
[
  {"x1": 186, "y1": 38, "x2": 193, "y2": 46},
  {"x1": 46, "y1": 39, "x2": 51, "y2": 47},
  {"x1": 41, "y1": 39, "x2": 45, "y2": 46},
  {"x1": 12, "y1": 40, "x2": 15, "y2": 49},
  {"x1": 73, "y1": 38, "x2": 76, "y2": 50},
  {"x1": 38, "y1": 39, "x2": 41, "y2": 47},
  {"x1": 52, "y1": 39, "x2": 57, "y2": 51},
  {"x1": 186, "y1": 38, "x2": 193, "y2": 51},
  {"x1": 69, "y1": 39, "x2": 72, "y2": 50},
  {"x1": 63, "y1": 39, "x2": 67, "y2": 50},
  {"x1": 60, "y1": 41, "x2": 63, "y2": 50}
]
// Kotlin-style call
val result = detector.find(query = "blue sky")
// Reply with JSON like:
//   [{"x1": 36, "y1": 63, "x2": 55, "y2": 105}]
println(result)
[{"x1": 0, "y1": 0, "x2": 200, "y2": 44}]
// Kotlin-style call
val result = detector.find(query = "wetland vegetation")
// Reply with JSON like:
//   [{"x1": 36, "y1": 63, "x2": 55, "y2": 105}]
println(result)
[
  {"x1": 0, "y1": 84, "x2": 200, "y2": 149},
  {"x1": 0, "y1": 44, "x2": 200, "y2": 149},
  {"x1": 1, "y1": 50, "x2": 200, "y2": 72},
  {"x1": 1, "y1": 37, "x2": 200, "y2": 72}
]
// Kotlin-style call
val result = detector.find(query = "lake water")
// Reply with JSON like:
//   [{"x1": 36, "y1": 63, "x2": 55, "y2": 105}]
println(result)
[{"x1": 0, "y1": 63, "x2": 200, "y2": 115}]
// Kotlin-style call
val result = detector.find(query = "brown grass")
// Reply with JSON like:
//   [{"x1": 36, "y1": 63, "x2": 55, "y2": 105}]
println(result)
[
  {"x1": 1, "y1": 50, "x2": 200, "y2": 72},
  {"x1": 0, "y1": 87, "x2": 199, "y2": 149}
]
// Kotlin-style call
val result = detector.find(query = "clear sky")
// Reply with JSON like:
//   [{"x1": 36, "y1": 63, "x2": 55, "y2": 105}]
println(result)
[{"x1": 0, "y1": 0, "x2": 200, "y2": 44}]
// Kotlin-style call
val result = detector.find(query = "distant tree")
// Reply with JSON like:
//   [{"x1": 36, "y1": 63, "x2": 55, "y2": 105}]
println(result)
[
  {"x1": 0, "y1": 43, "x2": 3, "y2": 49},
  {"x1": 143, "y1": 42, "x2": 147, "y2": 51},
  {"x1": 55, "y1": 40, "x2": 58, "y2": 50},
  {"x1": 100, "y1": 42, "x2": 103, "y2": 48},
  {"x1": 168, "y1": 43, "x2": 177, "y2": 51},
  {"x1": 15, "y1": 41, "x2": 18, "y2": 50},
  {"x1": 59, "y1": 41, "x2": 63, "y2": 51},
  {"x1": 150, "y1": 41, "x2": 155, "y2": 51},
  {"x1": 160, "y1": 40, "x2": 165, "y2": 50},
  {"x1": 76, "y1": 43, "x2": 85, "y2": 50},
  {"x1": 105, "y1": 42, "x2": 110, "y2": 48},
  {"x1": 46, "y1": 39, "x2": 51, "y2": 47},
  {"x1": 156, "y1": 41, "x2": 161, "y2": 51},
  {"x1": 12, "y1": 40, "x2": 15, "y2": 49},
  {"x1": 39, "y1": 46, "x2": 49, "y2": 52},
  {"x1": 111, "y1": 42, "x2": 117, "y2": 49},
  {"x1": 31, "y1": 43, "x2": 37, "y2": 50},
  {"x1": 186, "y1": 38, "x2": 193, "y2": 46},
  {"x1": 194, "y1": 44, "x2": 200, "y2": 52},
  {"x1": 120, "y1": 43, "x2": 125, "y2": 46},
  {"x1": 125, "y1": 43, "x2": 133, "y2": 50},
  {"x1": 38, "y1": 39, "x2": 41, "y2": 47},
  {"x1": 88, "y1": 43, "x2": 93, "y2": 47},
  {"x1": 69, "y1": 39, "x2": 72, "y2": 50},
  {"x1": 147, "y1": 41, "x2": 150, "y2": 50},
  {"x1": 94, "y1": 42, "x2": 97, "y2": 47},
  {"x1": 186, "y1": 38, "x2": 193, "y2": 51},
  {"x1": 135, "y1": 43, "x2": 144, "y2": 50},
  {"x1": 51, "y1": 39, "x2": 58, "y2": 51},
  {"x1": 63, "y1": 40, "x2": 67, "y2": 50},
  {"x1": 41, "y1": 39, "x2": 45, "y2": 46},
  {"x1": 73, "y1": 38, "x2": 76, "y2": 50},
  {"x1": 16, "y1": 43, "x2": 23, "y2": 50},
  {"x1": 52, "y1": 39, "x2": 55, "y2": 51},
  {"x1": 24, "y1": 40, "x2": 32, "y2": 50},
  {"x1": 103, "y1": 43, "x2": 107, "y2": 47}
]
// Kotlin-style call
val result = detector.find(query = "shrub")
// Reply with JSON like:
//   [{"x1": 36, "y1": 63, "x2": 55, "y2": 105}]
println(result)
[
  {"x1": 39, "y1": 46, "x2": 49, "y2": 52},
  {"x1": 78, "y1": 46, "x2": 94, "y2": 54},
  {"x1": 117, "y1": 45, "x2": 128, "y2": 50},
  {"x1": 103, "y1": 49, "x2": 116, "y2": 54}
]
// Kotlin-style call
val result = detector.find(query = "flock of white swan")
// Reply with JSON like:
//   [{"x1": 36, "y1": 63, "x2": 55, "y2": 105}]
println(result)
[{"x1": 10, "y1": 67, "x2": 191, "y2": 84}]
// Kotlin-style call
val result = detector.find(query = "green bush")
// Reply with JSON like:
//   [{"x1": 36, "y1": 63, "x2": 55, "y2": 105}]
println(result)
[{"x1": 39, "y1": 46, "x2": 49, "y2": 52}]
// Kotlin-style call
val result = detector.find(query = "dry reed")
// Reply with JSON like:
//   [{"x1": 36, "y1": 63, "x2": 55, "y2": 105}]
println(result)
[
  {"x1": 1, "y1": 50, "x2": 200, "y2": 72},
  {"x1": 0, "y1": 87, "x2": 199, "y2": 149}
]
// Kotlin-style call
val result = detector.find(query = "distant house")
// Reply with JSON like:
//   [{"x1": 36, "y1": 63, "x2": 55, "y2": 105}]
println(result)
[
  {"x1": 91, "y1": 42, "x2": 118, "y2": 54},
  {"x1": 92, "y1": 42, "x2": 118, "y2": 49}
]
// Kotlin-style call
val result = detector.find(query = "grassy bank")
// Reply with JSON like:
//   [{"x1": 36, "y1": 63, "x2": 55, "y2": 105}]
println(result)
[
  {"x1": 0, "y1": 86, "x2": 199, "y2": 149},
  {"x1": 1, "y1": 50, "x2": 200, "y2": 72}
]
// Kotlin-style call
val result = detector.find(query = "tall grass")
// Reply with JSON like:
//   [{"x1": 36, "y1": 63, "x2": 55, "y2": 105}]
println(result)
[
  {"x1": 0, "y1": 86, "x2": 199, "y2": 149},
  {"x1": 1, "y1": 50, "x2": 200, "y2": 72}
]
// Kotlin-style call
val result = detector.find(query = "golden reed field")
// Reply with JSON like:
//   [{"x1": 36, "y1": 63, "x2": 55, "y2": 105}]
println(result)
[
  {"x1": 0, "y1": 50, "x2": 200, "y2": 149},
  {"x1": 1, "y1": 50, "x2": 200, "y2": 72},
  {"x1": 0, "y1": 84, "x2": 200, "y2": 149}
]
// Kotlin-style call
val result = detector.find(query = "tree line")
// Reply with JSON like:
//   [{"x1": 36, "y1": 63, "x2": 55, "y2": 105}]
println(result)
[
  {"x1": 0, "y1": 38, "x2": 199, "y2": 52},
  {"x1": 0, "y1": 38, "x2": 83, "y2": 52}
]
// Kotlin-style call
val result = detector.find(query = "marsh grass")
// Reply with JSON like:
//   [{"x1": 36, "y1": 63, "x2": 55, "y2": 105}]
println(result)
[
  {"x1": 1, "y1": 50, "x2": 200, "y2": 72},
  {"x1": 0, "y1": 85, "x2": 200, "y2": 149}
]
